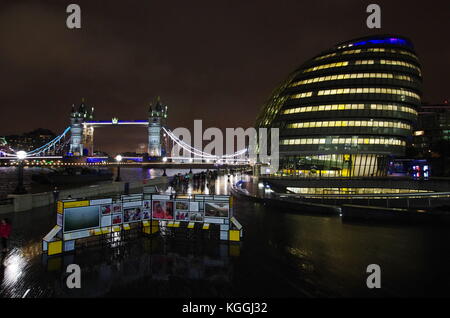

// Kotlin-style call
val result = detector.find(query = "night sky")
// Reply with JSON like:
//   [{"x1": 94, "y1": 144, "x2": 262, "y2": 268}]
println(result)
[{"x1": 0, "y1": 0, "x2": 448, "y2": 154}]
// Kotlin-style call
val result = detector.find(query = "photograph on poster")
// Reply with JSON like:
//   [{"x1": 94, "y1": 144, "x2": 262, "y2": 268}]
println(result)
[
  {"x1": 124, "y1": 207, "x2": 142, "y2": 222},
  {"x1": 142, "y1": 210, "x2": 150, "y2": 220},
  {"x1": 152, "y1": 200, "x2": 174, "y2": 220},
  {"x1": 175, "y1": 201, "x2": 189, "y2": 211},
  {"x1": 112, "y1": 213, "x2": 123, "y2": 224},
  {"x1": 204, "y1": 202, "x2": 229, "y2": 218},
  {"x1": 189, "y1": 212, "x2": 203, "y2": 222},
  {"x1": 101, "y1": 204, "x2": 112, "y2": 215},
  {"x1": 143, "y1": 200, "x2": 151, "y2": 210},
  {"x1": 175, "y1": 211, "x2": 189, "y2": 221},
  {"x1": 64, "y1": 206, "x2": 100, "y2": 232},
  {"x1": 112, "y1": 204, "x2": 122, "y2": 213}
]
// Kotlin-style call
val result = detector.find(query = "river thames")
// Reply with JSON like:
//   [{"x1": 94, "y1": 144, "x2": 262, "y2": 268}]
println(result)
[{"x1": 1, "y1": 168, "x2": 449, "y2": 297}]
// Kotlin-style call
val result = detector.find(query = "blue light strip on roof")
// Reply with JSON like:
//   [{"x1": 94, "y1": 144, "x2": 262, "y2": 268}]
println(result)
[{"x1": 352, "y1": 37, "x2": 412, "y2": 47}]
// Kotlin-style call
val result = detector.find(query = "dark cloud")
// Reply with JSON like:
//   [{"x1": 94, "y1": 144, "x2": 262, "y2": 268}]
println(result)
[{"x1": 0, "y1": 0, "x2": 448, "y2": 154}]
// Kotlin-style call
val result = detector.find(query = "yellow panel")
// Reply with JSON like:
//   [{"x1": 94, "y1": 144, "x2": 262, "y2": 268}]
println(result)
[
  {"x1": 57, "y1": 201, "x2": 63, "y2": 214},
  {"x1": 48, "y1": 240, "x2": 63, "y2": 256},
  {"x1": 101, "y1": 227, "x2": 111, "y2": 234},
  {"x1": 94, "y1": 229, "x2": 102, "y2": 236},
  {"x1": 64, "y1": 200, "x2": 89, "y2": 209},
  {"x1": 174, "y1": 222, "x2": 180, "y2": 228},
  {"x1": 142, "y1": 220, "x2": 150, "y2": 227},
  {"x1": 229, "y1": 230, "x2": 240, "y2": 242},
  {"x1": 229, "y1": 196, "x2": 233, "y2": 208},
  {"x1": 187, "y1": 222, "x2": 195, "y2": 229},
  {"x1": 123, "y1": 224, "x2": 131, "y2": 230},
  {"x1": 150, "y1": 226, "x2": 159, "y2": 234},
  {"x1": 143, "y1": 227, "x2": 150, "y2": 234},
  {"x1": 112, "y1": 226, "x2": 121, "y2": 232},
  {"x1": 202, "y1": 223, "x2": 210, "y2": 230},
  {"x1": 167, "y1": 221, "x2": 175, "y2": 228}
]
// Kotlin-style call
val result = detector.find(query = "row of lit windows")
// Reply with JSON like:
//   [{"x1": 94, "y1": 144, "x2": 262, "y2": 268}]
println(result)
[
  {"x1": 281, "y1": 137, "x2": 406, "y2": 146},
  {"x1": 315, "y1": 48, "x2": 418, "y2": 61},
  {"x1": 282, "y1": 103, "x2": 417, "y2": 115},
  {"x1": 367, "y1": 48, "x2": 418, "y2": 59},
  {"x1": 304, "y1": 61, "x2": 349, "y2": 73},
  {"x1": 287, "y1": 120, "x2": 411, "y2": 129},
  {"x1": 354, "y1": 60, "x2": 375, "y2": 65},
  {"x1": 292, "y1": 92, "x2": 313, "y2": 99},
  {"x1": 379, "y1": 60, "x2": 421, "y2": 73},
  {"x1": 314, "y1": 87, "x2": 420, "y2": 100},
  {"x1": 291, "y1": 72, "x2": 414, "y2": 86},
  {"x1": 303, "y1": 59, "x2": 420, "y2": 73}
]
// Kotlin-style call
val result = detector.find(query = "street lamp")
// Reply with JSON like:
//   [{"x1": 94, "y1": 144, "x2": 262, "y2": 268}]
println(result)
[
  {"x1": 13, "y1": 151, "x2": 27, "y2": 194},
  {"x1": 115, "y1": 154, "x2": 122, "y2": 182}
]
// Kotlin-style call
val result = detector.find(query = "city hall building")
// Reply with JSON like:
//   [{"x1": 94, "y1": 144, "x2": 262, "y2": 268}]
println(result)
[{"x1": 256, "y1": 35, "x2": 422, "y2": 177}]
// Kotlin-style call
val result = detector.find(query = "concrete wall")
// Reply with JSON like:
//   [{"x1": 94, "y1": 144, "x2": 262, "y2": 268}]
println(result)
[{"x1": 3, "y1": 177, "x2": 168, "y2": 213}]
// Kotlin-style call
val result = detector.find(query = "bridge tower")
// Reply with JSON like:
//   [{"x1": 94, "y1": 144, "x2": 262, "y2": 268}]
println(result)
[
  {"x1": 69, "y1": 100, "x2": 93, "y2": 156},
  {"x1": 148, "y1": 97, "x2": 168, "y2": 157}
]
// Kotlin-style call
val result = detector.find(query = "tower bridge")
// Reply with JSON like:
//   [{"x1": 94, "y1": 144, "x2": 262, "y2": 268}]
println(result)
[{"x1": 0, "y1": 97, "x2": 251, "y2": 169}]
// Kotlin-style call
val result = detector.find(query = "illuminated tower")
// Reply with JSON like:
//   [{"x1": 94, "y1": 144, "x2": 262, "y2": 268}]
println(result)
[
  {"x1": 69, "y1": 100, "x2": 89, "y2": 156},
  {"x1": 148, "y1": 97, "x2": 168, "y2": 157}
]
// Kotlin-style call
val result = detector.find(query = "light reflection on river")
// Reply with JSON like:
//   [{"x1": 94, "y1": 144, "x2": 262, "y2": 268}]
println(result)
[{"x1": 0, "y1": 171, "x2": 449, "y2": 297}]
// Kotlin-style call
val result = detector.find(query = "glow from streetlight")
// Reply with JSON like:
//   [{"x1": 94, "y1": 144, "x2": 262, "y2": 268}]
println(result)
[
  {"x1": 16, "y1": 151, "x2": 27, "y2": 160},
  {"x1": 115, "y1": 154, "x2": 122, "y2": 162},
  {"x1": 162, "y1": 157, "x2": 168, "y2": 162}
]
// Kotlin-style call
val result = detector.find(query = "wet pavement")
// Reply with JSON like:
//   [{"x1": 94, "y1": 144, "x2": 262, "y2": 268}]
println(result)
[{"x1": 1, "y1": 172, "x2": 450, "y2": 297}]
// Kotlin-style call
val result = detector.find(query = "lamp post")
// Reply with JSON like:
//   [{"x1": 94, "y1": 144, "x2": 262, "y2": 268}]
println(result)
[
  {"x1": 13, "y1": 151, "x2": 27, "y2": 194},
  {"x1": 115, "y1": 154, "x2": 122, "y2": 181}
]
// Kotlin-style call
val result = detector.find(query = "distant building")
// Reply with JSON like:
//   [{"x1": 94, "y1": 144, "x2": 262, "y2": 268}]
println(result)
[
  {"x1": 413, "y1": 101, "x2": 450, "y2": 155},
  {"x1": 2, "y1": 128, "x2": 56, "y2": 152},
  {"x1": 256, "y1": 34, "x2": 422, "y2": 177}
]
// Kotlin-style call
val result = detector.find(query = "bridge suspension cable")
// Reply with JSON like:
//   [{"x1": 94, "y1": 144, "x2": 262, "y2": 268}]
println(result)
[
  {"x1": 2, "y1": 127, "x2": 71, "y2": 157},
  {"x1": 162, "y1": 127, "x2": 248, "y2": 160}
]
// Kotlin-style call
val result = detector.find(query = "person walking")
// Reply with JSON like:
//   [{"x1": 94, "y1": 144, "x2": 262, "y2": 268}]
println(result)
[
  {"x1": 52, "y1": 186, "x2": 60, "y2": 202},
  {"x1": 0, "y1": 219, "x2": 11, "y2": 253}
]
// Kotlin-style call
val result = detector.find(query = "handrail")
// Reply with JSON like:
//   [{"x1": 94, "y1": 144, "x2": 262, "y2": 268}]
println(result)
[{"x1": 275, "y1": 191, "x2": 450, "y2": 199}]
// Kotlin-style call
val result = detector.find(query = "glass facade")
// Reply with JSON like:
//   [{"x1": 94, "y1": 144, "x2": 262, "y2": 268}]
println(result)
[{"x1": 256, "y1": 35, "x2": 422, "y2": 177}]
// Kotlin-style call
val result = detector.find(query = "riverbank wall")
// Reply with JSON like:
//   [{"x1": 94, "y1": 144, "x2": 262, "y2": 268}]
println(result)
[{"x1": 0, "y1": 177, "x2": 168, "y2": 213}]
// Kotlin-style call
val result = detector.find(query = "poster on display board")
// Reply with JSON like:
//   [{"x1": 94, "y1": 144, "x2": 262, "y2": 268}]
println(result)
[
  {"x1": 63, "y1": 205, "x2": 100, "y2": 233},
  {"x1": 188, "y1": 212, "x2": 203, "y2": 222},
  {"x1": 111, "y1": 213, "x2": 123, "y2": 225},
  {"x1": 100, "y1": 204, "x2": 112, "y2": 215},
  {"x1": 204, "y1": 202, "x2": 229, "y2": 218},
  {"x1": 112, "y1": 204, "x2": 122, "y2": 214},
  {"x1": 152, "y1": 200, "x2": 174, "y2": 220},
  {"x1": 189, "y1": 201, "x2": 199, "y2": 212},
  {"x1": 123, "y1": 206, "x2": 143, "y2": 223}
]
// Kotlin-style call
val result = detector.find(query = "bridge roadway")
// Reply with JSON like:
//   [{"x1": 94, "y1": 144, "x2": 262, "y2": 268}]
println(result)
[{"x1": 0, "y1": 159, "x2": 251, "y2": 170}]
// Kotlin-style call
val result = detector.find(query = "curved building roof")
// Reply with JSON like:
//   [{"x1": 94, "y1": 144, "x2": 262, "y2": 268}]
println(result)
[{"x1": 256, "y1": 34, "x2": 422, "y2": 158}]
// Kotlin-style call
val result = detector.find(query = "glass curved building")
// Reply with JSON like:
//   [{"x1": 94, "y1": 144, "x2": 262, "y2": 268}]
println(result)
[{"x1": 256, "y1": 35, "x2": 422, "y2": 177}]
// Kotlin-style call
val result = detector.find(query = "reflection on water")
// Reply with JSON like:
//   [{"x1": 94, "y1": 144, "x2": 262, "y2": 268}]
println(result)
[{"x1": 1, "y1": 173, "x2": 450, "y2": 297}]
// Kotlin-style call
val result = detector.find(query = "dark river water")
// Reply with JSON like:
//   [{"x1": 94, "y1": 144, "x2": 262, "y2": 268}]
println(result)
[{"x1": 0, "y1": 169, "x2": 449, "y2": 298}]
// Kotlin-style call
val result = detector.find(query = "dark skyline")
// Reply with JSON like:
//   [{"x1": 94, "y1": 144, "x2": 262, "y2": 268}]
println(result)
[{"x1": 0, "y1": 0, "x2": 448, "y2": 154}]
